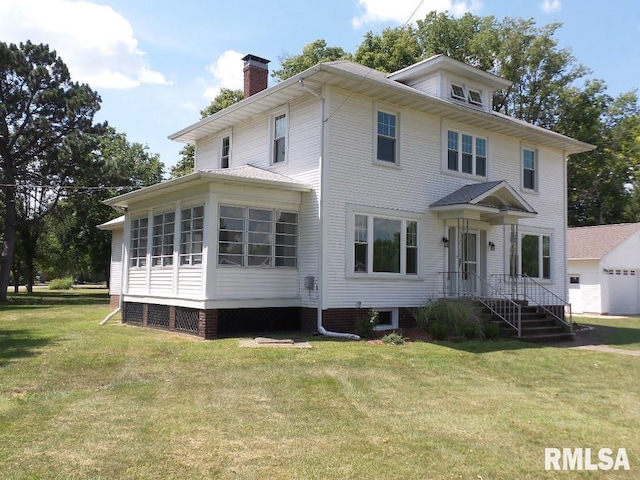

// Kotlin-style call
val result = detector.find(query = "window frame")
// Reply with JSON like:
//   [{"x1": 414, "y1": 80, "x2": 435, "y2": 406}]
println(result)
[
  {"x1": 522, "y1": 147, "x2": 538, "y2": 191},
  {"x1": 520, "y1": 232, "x2": 552, "y2": 281},
  {"x1": 179, "y1": 205, "x2": 204, "y2": 267},
  {"x1": 374, "y1": 107, "x2": 400, "y2": 166},
  {"x1": 129, "y1": 216, "x2": 148, "y2": 268},
  {"x1": 445, "y1": 128, "x2": 488, "y2": 178},
  {"x1": 348, "y1": 207, "x2": 421, "y2": 277},
  {"x1": 270, "y1": 107, "x2": 289, "y2": 165},
  {"x1": 151, "y1": 211, "x2": 175, "y2": 268},
  {"x1": 219, "y1": 132, "x2": 231, "y2": 169},
  {"x1": 218, "y1": 204, "x2": 298, "y2": 269}
]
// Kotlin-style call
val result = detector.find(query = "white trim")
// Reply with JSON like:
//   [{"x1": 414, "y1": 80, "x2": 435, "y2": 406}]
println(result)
[
  {"x1": 521, "y1": 145, "x2": 539, "y2": 193},
  {"x1": 441, "y1": 122, "x2": 490, "y2": 179},
  {"x1": 270, "y1": 105, "x2": 289, "y2": 165},
  {"x1": 218, "y1": 129, "x2": 232, "y2": 168},
  {"x1": 373, "y1": 102, "x2": 401, "y2": 166},
  {"x1": 372, "y1": 307, "x2": 399, "y2": 331}
]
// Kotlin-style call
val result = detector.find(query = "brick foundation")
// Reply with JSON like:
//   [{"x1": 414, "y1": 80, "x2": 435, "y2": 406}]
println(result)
[{"x1": 109, "y1": 295, "x2": 120, "y2": 309}]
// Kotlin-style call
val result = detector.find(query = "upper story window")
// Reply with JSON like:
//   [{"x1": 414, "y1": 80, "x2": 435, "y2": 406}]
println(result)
[
  {"x1": 130, "y1": 217, "x2": 148, "y2": 268},
  {"x1": 180, "y1": 205, "x2": 204, "y2": 266},
  {"x1": 218, "y1": 205, "x2": 298, "y2": 268},
  {"x1": 450, "y1": 83, "x2": 483, "y2": 108},
  {"x1": 272, "y1": 113, "x2": 287, "y2": 164},
  {"x1": 151, "y1": 211, "x2": 175, "y2": 267},
  {"x1": 523, "y1": 148, "x2": 537, "y2": 191},
  {"x1": 220, "y1": 135, "x2": 230, "y2": 169},
  {"x1": 376, "y1": 110, "x2": 397, "y2": 164},
  {"x1": 447, "y1": 129, "x2": 487, "y2": 177}
]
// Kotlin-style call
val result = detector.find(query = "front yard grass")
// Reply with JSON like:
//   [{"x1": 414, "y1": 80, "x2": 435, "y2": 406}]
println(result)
[
  {"x1": 576, "y1": 315, "x2": 640, "y2": 350},
  {"x1": 1, "y1": 293, "x2": 638, "y2": 479}
]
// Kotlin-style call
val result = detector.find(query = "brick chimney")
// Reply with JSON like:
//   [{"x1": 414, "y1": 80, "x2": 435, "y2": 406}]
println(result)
[{"x1": 242, "y1": 54, "x2": 270, "y2": 97}]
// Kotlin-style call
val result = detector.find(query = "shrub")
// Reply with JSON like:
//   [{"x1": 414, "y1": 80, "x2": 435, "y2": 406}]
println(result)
[
  {"x1": 382, "y1": 332, "x2": 405, "y2": 345},
  {"x1": 483, "y1": 323, "x2": 501, "y2": 340},
  {"x1": 429, "y1": 321, "x2": 448, "y2": 340},
  {"x1": 48, "y1": 277, "x2": 74, "y2": 290},
  {"x1": 410, "y1": 303, "x2": 431, "y2": 330},
  {"x1": 356, "y1": 309, "x2": 379, "y2": 339}
]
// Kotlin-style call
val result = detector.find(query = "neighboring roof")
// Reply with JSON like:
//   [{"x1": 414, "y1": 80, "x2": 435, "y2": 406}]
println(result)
[
  {"x1": 430, "y1": 180, "x2": 537, "y2": 215},
  {"x1": 568, "y1": 223, "x2": 640, "y2": 260},
  {"x1": 97, "y1": 215, "x2": 125, "y2": 230},
  {"x1": 104, "y1": 165, "x2": 313, "y2": 209},
  {"x1": 169, "y1": 59, "x2": 595, "y2": 155}
]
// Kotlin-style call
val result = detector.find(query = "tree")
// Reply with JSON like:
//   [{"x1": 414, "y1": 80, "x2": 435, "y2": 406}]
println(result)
[
  {"x1": 39, "y1": 127, "x2": 164, "y2": 283},
  {"x1": 271, "y1": 39, "x2": 351, "y2": 82},
  {"x1": 0, "y1": 41, "x2": 101, "y2": 301},
  {"x1": 353, "y1": 26, "x2": 421, "y2": 73},
  {"x1": 169, "y1": 88, "x2": 244, "y2": 178}
]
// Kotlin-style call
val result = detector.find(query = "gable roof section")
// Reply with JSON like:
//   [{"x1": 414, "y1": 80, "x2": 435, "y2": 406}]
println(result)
[
  {"x1": 568, "y1": 223, "x2": 640, "y2": 260},
  {"x1": 104, "y1": 166, "x2": 312, "y2": 209},
  {"x1": 169, "y1": 59, "x2": 595, "y2": 155},
  {"x1": 430, "y1": 180, "x2": 537, "y2": 214}
]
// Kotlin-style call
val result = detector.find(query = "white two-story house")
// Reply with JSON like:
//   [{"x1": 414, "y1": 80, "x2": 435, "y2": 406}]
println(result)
[{"x1": 102, "y1": 54, "x2": 594, "y2": 339}]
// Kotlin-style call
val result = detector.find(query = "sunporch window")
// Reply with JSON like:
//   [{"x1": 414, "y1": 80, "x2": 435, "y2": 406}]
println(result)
[
  {"x1": 180, "y1": 205, "x2": 204, "y2": 266},
  {"x1": 151, "y1": 212, "x2": 175, "y2": 267},
  {"x1": 130, "y1": 217, "x2": 148, "y2": 268}
]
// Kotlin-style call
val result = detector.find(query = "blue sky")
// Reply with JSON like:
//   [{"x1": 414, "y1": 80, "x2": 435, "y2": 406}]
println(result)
[{"x1": 1, "y1": 0, "x2": 639, "y2": 171}]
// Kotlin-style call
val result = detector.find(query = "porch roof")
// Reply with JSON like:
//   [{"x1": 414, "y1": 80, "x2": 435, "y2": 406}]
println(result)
[
  {"x1": 104, "y1": 165, "x2": 313, "y2": 209},
  {"x1": 429, "y1": 180, "x2": 537, "y2": 223}
]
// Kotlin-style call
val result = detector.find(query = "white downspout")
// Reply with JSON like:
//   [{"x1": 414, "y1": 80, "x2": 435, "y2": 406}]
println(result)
[{"x1": 311, "y1": 81, "x2": 360, "y2": 340}]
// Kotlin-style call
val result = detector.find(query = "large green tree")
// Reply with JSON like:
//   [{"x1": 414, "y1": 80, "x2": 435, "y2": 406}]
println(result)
[
  {"x1": 39, "y1": 127, "x2": 164, "y2": 284},
  {"x1": 271, "y1": 39, "x2": 351, "y2": 82},
  {"x1": 169, "y1": 88, "x2": 244, "y2": 178},
  {"x1": 0, "y1": 41, "x2": 101, "y2": 301}
]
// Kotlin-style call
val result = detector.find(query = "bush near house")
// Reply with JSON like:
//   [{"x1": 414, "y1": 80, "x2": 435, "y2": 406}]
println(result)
[{"x1": 412, "y1": 298, "x2": 484, "y2": 341}]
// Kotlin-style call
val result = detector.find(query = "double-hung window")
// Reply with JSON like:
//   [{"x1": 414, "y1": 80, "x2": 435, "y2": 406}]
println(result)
[
  {"x1": 130, "y1": 217, "x2": 148, "y2": 268},
  {"x1": 521, "y1": 233, "x2": 551, "y2": 280},
  {"x1": 218, "y1": 205, "x2": 298, "y2": 268},
  {"x1": 220, "y1": 135, "x2": 230, "y2": 169},
  {"x1": 376, "y1": 110, "x2": 397, "y2": 164},
  {"x1": 180, "y1": 205, "x2": 204, "y2": 266},
  {"x1": 353, "y1": 214, "x2": 418, "y2": 275},
  {"x1": 447, "y1": 129, "x2": 487, "y2": 177},
  {"x1": 151, "y1": 212, "x2": 175, "y2": 267},
  {"x1": 523, "y1": 148, "x2": 537, "y2": 190},
  {"x1": 272, "y1": 113, "x2": 287, "y2": 164}
]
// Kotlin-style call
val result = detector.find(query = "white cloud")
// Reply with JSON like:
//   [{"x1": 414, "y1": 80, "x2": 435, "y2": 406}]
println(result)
[
  {"x1": 0, "y1": 0, "x2": 169, "y2": 90},
  {"x1": 203, "y1": 50, "x2": 245, "y2": 101},
  {"x1": 352, "y1": 0, "x2": 483, "y2": 29},
  {"x1": 541, "y1": 0, "x2": 561, "y2": 13}
]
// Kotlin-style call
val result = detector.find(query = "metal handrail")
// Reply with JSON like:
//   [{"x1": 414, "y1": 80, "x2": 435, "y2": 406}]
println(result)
[
  {"x1": 439, "y1": 271, "x2": 521, "y2": 336},
  {"x1": 492, "y1": 274, "x2": 572, "y2": 332}
]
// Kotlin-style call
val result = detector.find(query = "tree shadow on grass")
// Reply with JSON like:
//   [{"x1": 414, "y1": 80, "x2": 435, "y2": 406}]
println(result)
[
  {"x1": 0, "y1": 328, "x2": 56, "y2": 366},
  {"x1": 4, "y1": 291, "x2": 109, "y2": 306}
]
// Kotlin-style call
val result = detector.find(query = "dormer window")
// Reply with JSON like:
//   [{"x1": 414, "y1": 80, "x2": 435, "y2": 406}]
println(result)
[
  {"x1": 451, "y1": 84, "x2": 466, "y2": 101},
  {"x1": 468, "y1": 89, "x2": 483, "y2": 107}
]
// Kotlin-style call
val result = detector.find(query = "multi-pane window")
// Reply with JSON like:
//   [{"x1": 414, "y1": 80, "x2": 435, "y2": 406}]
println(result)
[
  {"x1": 218, "y1": 205, "x2": 298, "y2": 268},
  {"x1": 130, "y1": 217, "x2": 148, "y2": 268},
  {"x1": 451, "y1": 84, "x2": 466, "y2": 101},
  {"x1": 151, "y1": 212, "x2": 175, "y2": 267},
  {"x1": 180, "y1": 206, "x2": 204, "y2": 266},
  {"x1": 468, "y1": 89, "x2": 483, "y2": 106},
  {"x1": 376, "y1": 111, "x2": 397, "y2": 163},
  {"x1": 451, "y1": 84, "x2": 483, "y2": 107},
  {"x1": 523, "y1": 148, "x2": 536, "y2": 190},
  {"x1": 447, "y1": 130, "x2": 487, "y2": 177},
  {"x1": 275, "y1": 212, "x2": 298, "y2": 267},
  {"x1": 353, "y1": 215, "x2": 418, "y2": 275},
  {"x1": 521, "y1": 234, "x2": 551, "y2": 280},
  {"x1": 273, "y1": 114, "x2": 287, "y2": 163},
  {"x1": 221, "y1": 136, "x2": 230, "y2": 169}
]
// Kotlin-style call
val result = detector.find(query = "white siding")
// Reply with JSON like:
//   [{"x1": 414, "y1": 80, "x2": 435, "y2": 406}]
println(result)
[
  {"x1": 128, "y1": 269, "x2": 147, "y2": 294},
  {"x1": 195, "y1": 135, "x2": 217, "y2": 170},
  {"x1": 215, "y1": 269, "x2": 299, "y2": 299},
  {"x1": 178, "y1": 267, "x2": 203, "y2": 297},
  {"x1": 149, "y1": 269, "x2": 173, "y2": 295},
  {"x1": 109, "y1": 228, "x2": 123, "y2": 295},
  {"x1": 568, "y1": 259, "x2": 602, "y2": 313}
]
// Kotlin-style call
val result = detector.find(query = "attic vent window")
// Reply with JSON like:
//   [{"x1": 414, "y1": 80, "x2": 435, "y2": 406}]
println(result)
[
  {"x1": 468, "y1": 89, "x2": 483, "y2": 106},
  {"x1": 451, "y1": 84, "x2": 466, "y2": 101}
]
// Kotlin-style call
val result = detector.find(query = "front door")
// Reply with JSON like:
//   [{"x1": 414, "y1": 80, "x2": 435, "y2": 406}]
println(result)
[{"x1": 460, "y1": 231, "x2": 479, "y2": 295}]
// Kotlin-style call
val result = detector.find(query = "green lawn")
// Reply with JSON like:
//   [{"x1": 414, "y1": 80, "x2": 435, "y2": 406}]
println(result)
[{"x1": 1, "y1": 292, "x2": 638, "y2": 479}]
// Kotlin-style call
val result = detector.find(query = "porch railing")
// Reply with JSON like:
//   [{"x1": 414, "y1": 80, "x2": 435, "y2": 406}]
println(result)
[
  {"x1": 492, "y1": 274, "x2": 573, "y2": 333},
  {"x1": 439, "y1": 271, "x2": 522, "y2": 336}
]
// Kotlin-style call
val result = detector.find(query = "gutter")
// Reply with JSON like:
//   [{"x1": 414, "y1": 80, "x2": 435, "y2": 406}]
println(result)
[{"x1": 315, "y1": 85, "x2": 360, "y2": 340}]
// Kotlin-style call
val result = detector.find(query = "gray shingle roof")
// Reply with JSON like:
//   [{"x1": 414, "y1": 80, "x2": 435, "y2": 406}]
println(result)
[
  {"x1": 567, "y1": 223, "x2": 640, "y2": 259},
  {"x1": 430, "y1": 181, "x2": 503, "y2": 207}
]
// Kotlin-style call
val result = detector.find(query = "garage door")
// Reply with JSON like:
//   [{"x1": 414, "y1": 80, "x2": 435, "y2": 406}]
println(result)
[
  {"x1": 608, "y1": 269, "x2": 640, "y2": 315},
  {"x1": 568, "y1": 275, "x2": 583, "y2": 313}
]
